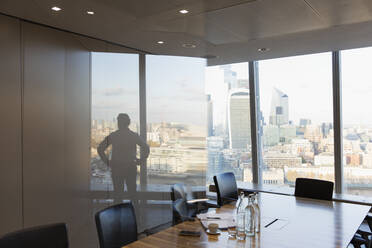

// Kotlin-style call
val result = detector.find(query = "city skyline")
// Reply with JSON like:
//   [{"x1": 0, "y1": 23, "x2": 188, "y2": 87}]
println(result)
[
  {"x1": 90, "y1": 48, "x2": 372, "y2": 197},
  {"x1": 93, "y1": 48, "x2": 372, "y2": 127}
]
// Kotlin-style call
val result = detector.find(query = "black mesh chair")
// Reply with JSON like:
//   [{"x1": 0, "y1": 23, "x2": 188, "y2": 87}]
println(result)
[
  {"x1": 0, "y1": 223, "x2": 68, "y2": 248},
  {"x1": 213, "y1": 172, "x2": 240, "y2": 206},
  {"x1": 351, "y1": 215, "x2": 372, "y2": 248},
  {"x1": 171, "y1": 183, "x2": 188, "y2": 202},
  {"x1": 172, "y1": 199, "x2": 196, "y2": 225},
  {"x1": 171, "y1": 183, "x2": 218, "y2": 210},
  {"x1": 294, "y1": 178, "x2": 334, "y2": 201},
  {"x1": 95, "y1": 203, "x2": 138, "y2": 248}
]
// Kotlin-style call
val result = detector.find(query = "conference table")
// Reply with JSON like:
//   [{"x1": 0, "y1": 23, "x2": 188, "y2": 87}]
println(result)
[{"x1": 124, "y1": 193, "x2": 371, "y2": 248}]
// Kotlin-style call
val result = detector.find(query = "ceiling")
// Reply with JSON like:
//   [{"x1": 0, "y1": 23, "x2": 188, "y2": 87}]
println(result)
[{"x1": 1, "y1": 0, "x2": 372, "y2": 65}]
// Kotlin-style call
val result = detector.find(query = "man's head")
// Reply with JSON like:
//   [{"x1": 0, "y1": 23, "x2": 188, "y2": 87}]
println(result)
[{"x1": 117, "y1": 113, "x2": 130, "y2": 129}]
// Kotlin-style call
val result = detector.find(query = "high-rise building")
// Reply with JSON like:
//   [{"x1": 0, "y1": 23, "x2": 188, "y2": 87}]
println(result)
[
  {"x1": 206, "y1": 94, "x2": 214, "y2": 137},
  {"x1": 321, "y1": 122, "x2": 333, "y2": 138},
  {"x1": 206, "y1": 136, "x2": 224, "y2": 183},
  {"x1": 269, "y1": 88, "x2": 289, "y2": 125},
  {"x1": 221, "y1": 65, "x2": 237, "y2": 89},
  {"x1": 228, "y1": 89, "x2": 251, "y2": 149},
  {"x1": 300, "y1": 118, "x2": 312, "y2": 127}
]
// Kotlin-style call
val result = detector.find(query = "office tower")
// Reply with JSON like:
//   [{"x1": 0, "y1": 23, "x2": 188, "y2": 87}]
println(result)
[
  {"x1": 269, "y1": 88, "x2": 289, "y2": 126},
  {"x1": 221, "y1": 65, "x2": 238, "y2": 89},
  {"x1": 228, "y1": 89, "x2": 251, "y2": 149},
  {"x1": 206, "y1": 94, "x2": 214, "y2": 137},
  {"x1": 300, "y1": 118, "x2": 312, "y2": 127},
  {"x1": 321, "y1": 122, "x2": 333, "y2": 138},
  {"x1": 207, "y1": 136, "x2": 224, "y2": 183}
]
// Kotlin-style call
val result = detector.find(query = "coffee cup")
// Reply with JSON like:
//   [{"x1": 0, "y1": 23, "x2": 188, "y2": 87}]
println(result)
[{"x1": 208, "y1": 223, "x2": 219, "y2": 233}]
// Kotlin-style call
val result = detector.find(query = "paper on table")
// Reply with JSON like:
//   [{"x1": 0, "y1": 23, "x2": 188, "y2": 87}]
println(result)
[{"x1": 197, "y1": 213, "x2": 235, "y2": 230}]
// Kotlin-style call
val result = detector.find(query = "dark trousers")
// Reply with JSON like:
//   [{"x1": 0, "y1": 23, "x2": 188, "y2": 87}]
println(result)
[{"x1": 110, "y1": 162, "x2": 137, "y2": 204}]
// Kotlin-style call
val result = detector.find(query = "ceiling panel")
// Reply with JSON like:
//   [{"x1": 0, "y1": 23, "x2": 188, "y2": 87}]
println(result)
[
  {"x1": 204, "y1": 0, "x2": 325, "y2": 42},
  {"x1": 305, "y1": 0, "x2": 372, "y2": 26},
  {"x1": 1, "y1": 0, "x2": 372, "y2": 63}
]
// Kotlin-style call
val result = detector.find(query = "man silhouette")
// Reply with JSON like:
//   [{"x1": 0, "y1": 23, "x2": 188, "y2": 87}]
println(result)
[{"x1": 97, "y1": 113, "x2": 149, "y2": 204}]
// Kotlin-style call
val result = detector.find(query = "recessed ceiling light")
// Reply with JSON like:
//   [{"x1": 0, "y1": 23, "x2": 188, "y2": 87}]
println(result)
[
  {"x1": 179, "y1": 9, "x2": 189, "y2": 14},
  {"x1": 51, "y1": 6, "x2": 62, "y2": 12},
  {"x1": 182, "y1": 43, "x2": 196, "y2": 48},
  {"x1": 87, "y1": 11, "x2": 95, "y2": 15},
  {"x1": 258, "y1": 47, "x2": 270, "y2": 52},
  {"x1": 157, "y1": 41, "x2": 165, "y2": 44}
]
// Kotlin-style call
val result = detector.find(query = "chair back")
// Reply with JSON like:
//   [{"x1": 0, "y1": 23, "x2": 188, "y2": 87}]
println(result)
[
  {"x1": 171, "y1": 183, "x2": 187, "y2": 202},
  {"x1": 213, "y1": 172, "x2": 238, "y2": 206},
  {"x1": 95, "y1": 203, "x2": 138, "y2": 248},
  {"x1": 0, "y1": 223, "x2": 68, "y2": 248},
  {"x1": 295, "y1": 178, "x2": 334, "y2": 201},
  {"x1": 172, "y1": 199, "x2": 189, "y2": 225}
]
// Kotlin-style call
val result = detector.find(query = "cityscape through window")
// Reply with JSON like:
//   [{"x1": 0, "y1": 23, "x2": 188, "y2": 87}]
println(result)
[
  {"x1": 146, "y1": 55, "x2": 207, "y2": 190},
  {"x1": 90, "y1": 52, "x2": 139, "y2": 191},
  {"x1": 342, "y1": 47, "x2": 372, "y2": 196},
  {"x1": 205, "y1": 63, "x2": 251, "y2": 184},
  {"x1": 258, "y1": 53, "x2": 334, "y2": 187},
  {"x1": 89, "y1": 50, "x2": 372, "y2": 197}
]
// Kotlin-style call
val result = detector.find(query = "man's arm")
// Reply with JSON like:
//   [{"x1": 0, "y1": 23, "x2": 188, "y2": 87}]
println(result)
[
  {"x1": 97, "y1": 136, "x2": 111, "y2": 166},
  {"x1": 136, "y1": 135, "x2": 150, "y2": 163}
]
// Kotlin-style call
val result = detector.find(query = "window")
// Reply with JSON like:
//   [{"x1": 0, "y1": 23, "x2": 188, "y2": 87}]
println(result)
[
  {"x1": 205, "y1": 63, "x2": 251, "y2": 184},
  {"x1": 90, "y1": 52, "x2": 139, "y2": 191},
  {"x1": 146, "y1": 55, "x2": 207, "y2": 189},
  {"x1": 342, "y1": 47, "x2": 372, "y2": 196},
  {"x1": 258, "y1": 53, "x2": 334, "y2": 187}
]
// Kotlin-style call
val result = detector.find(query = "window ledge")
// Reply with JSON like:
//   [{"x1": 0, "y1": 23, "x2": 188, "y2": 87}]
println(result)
[{"x1": 236, "y1": 181, "x2": 372, "y2": 207}]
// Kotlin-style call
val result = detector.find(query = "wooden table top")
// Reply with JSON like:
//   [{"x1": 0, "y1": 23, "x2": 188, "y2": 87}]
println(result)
[{"x1": 124, "y1": 193, "x2": 371, "y2": 248}]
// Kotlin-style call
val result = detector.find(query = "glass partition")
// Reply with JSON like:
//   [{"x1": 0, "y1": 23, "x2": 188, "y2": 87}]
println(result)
[
  {"x1": 90, "y1": 52, "x2": 139, "y2": 198},
  {"x1": 145, "y1": 55, "x2": 206, "y2": 227}
]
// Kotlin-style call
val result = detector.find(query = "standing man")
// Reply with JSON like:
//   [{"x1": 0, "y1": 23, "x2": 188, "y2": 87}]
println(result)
[{"x1": 97, "y1": 113, "x2": 149, "y2": 204}]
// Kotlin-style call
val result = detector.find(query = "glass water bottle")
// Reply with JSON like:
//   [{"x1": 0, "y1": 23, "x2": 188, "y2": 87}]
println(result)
[
  {"x1": 236, "y1": 192, "x2": 246, "y2": 240},
  {"x1": 245, "y1": 195, "x2": 255, "y2": 237},
  {"x1": 253, "y1": 193, "x2": 261, "y2": 233}
]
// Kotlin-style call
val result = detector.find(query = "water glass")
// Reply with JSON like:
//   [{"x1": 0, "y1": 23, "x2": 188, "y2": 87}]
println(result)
[{"x1": 227, "y1": 226, "x2": 237, "y2": 238}]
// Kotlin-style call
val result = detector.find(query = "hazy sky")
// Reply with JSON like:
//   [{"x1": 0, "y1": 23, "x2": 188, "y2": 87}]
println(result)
[
  {"x1": 92, "y1": 52, "x2": 139, "y2": 122},
  {"x1": 92, "y1": 47, "x2": 372, "y2": 127},
  {"x1": 92, "y1": 53, "x2": 206, "y2": 126}
]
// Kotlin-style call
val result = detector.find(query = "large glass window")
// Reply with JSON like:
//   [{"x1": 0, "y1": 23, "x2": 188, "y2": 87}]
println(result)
[
  {"x1": 205, "y1": 63, "x2": 251, "y2": 184},
  {"x1": 90, "y1": 52, "x2": 139, "y2": 192},
  {"x1": 258, "y1": 53, "x2": 334, "y2": 187},
  {"x1": 146, "y1": 55, "x2": 207, "y2": 189},
  {"x1": 342, "y1": 47, "x2": 372, "y2": 196}
]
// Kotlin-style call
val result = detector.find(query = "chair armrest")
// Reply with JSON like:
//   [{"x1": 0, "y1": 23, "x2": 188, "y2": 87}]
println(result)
[{"x1": 187, "y1": 198, "x2": 210, "y2": 204}]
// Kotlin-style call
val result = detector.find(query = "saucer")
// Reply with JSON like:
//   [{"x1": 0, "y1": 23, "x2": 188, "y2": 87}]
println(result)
[{"x1": 206, "y1": 229, "x2": 221, "y2": 235}]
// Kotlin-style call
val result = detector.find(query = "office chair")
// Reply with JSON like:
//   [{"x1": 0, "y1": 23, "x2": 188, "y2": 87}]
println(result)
[
  {"x1": 351, "y1": 215, "x2": 372, "y2": 248},
  {"x1": 95, "y1": 202, "x2": 137, "y2": 248},
  {"x1": 0, "y1": 223, "x2": 68, "y2": 248},
  {"x1": 294, "y1": 178, "x2": 334, "y2": 201},
  {"x1": 172, "y1": 199, "x2": 197, "y2": 225},
  {"x1": 171, "y1": 183, "x2": 218, "y2": 210},
  {"x1": 213, "y1": 172, "x2": 242, "y2": 206}
]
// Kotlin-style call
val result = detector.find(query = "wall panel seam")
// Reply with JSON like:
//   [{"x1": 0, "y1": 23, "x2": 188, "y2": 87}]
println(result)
[{"x1": 20, "y1": 20, "x2": 25, "y2": 228}]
